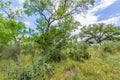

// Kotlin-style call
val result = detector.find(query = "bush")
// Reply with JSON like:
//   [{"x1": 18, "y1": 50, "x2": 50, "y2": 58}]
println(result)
[
  {"x1": 101, "y1": 41, "x2": 120, "y2": 54},
  {"x1": 21, "y1": 43, "x2": 37, "y2": 56},
  {"x1": 64, "y1": 59, "x2": 76, "y2": 71},
  {"x1": 45, "y1": 49, "x2": 66, "y2": 62},
  {"x1": 78, "y1": 42, "x2": 89, "y2": 50},
  {"x1": 69, "y1": 42, "x2": 90, "y2": 61},
  {"x1": 114, "y1": 41, "x2": 120, "y2": 51},
  {"x1": 0, "y1": 44, "x2": 21, "y2": 61},
  {"x1": 99, "y1": 41, "x2": 120, "y2": 59},
  {"x1": 18, "y1": 57, "x2": 53, "y2": 80},
  {"x1": 101, "y1": 42, "x2": 114, "y2": 54},
  {"x1": 18, "y1": 69, "x2": 33, "y2": 80},
  {"x1": 69, "y1": 50, "x2": 91, "y2": 61}
]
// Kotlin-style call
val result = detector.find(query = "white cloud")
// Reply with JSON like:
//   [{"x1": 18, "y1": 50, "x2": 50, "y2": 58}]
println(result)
[
  {"x1": 90, "y1": 0, "x2": 117, "y2": 13},
  {"x1": 98, "y1": 16, "x2": 120, "y2": 25},
  {"x1": 74, "y1": 0, "x2": 117, "y2": 26},
  {"x1": 18, "y1": 0, "x2": 25, "y2": 4},
  {"x1": 73, "y1": 0, "x2": 119, "y2": 35},
  {"x1": 74, "y1": 13, "x2": 99, "y2": 26},
  {"x1": 24, "y1": 21, "x2": 32, "y2": 27}
]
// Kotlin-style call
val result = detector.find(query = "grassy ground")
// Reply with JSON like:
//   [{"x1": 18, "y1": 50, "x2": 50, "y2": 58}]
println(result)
[
  {"x1": 50, "y1": 48, "x2": 120, "y2": 80},
  {"x1": 0, "y1": 47, "x2": 120, "y2": 80}
]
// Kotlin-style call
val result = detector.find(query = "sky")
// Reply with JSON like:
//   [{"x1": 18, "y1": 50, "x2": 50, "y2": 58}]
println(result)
[
  {"x1": 75, "y1": 0, "x2": 120, "y2": 26},
  {"x1": 8, "y1": 0, "x2": 120, "y2": 27}
]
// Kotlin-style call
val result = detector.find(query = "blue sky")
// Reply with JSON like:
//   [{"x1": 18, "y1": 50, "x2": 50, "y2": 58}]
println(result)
[
  {"x1": 75, "y1": 0, "x2": 120, "y2": 26},
  {"x1": 95, "y1": 0, "x2": 120, "y2": 21},
  {"x1": 9, "y1": 0, "x2": 120, "y2": 26}
]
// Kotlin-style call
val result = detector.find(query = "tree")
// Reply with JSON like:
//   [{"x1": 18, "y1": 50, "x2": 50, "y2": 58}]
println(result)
[
  {"x1": 24, "y1": 0, "x2": 95, "y2": 54},
  {"x1": 0, "y1": 0, "x2": 25, "y2": 45},
  {"x1": 0, "y1": 0, "x2": 25, "y2": 60},
  {"x1": 0, "y1": 0, "x2": 22, "y2": 19},
  {"x1": 0, "y1": 15, "x2": 24, "y2": 45},
  {"x1": 79, "y1": 23, "x2": 120, "y2": 44}
]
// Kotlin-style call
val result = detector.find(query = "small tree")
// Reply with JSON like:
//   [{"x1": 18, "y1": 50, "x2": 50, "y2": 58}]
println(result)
[{"x1": 79, "y1": 23, "x2": 120, "y2": 45}]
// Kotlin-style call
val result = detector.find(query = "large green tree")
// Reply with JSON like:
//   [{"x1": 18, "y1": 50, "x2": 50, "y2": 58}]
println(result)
[
  {"x1": 24, "y1": 0, "x2": 95, "y2": 54},
  {"x1": 79, "y1": 23, "x2": 120, "y2": 44}
]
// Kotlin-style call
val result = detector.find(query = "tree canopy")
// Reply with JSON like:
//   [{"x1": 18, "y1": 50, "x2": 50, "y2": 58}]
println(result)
[
  {"x1": 79, "y1": 23, "x2": 120, "y2": 44},
  {"x1": 0, "y1": 15, "x2": 24, "y2": 45},
  {"x1": 23, "y1": 0, "x2": 95, "y2": 54}
]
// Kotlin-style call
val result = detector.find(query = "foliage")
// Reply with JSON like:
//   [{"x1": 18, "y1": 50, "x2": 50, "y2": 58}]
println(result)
[
  {"x1": 0, "y1": 15, "x2": 24, "y2": 45},
  {"x1": 0, "y1": 44, "x2": 21, "y2": 61},
  {"x1": 23, "y1": 0, "x2": 95, "y2": 55},
  {"x1": 101, "y1": 41, "x2": 120, "y2": 54},
  {"x1": 64, "y1": 59, "x2": 76, "y2": 71},
  {"x1": 36, "y1": 16, "x2": 79, "y2": 54},
  {"x1": 0, "y1": 0, "x2": 25, "y2": 61},
  {"x1": 2, "y1": 0, "x2": 120, "y2": 80},
  {"x1": 101, "y1": 42, "x2": 114, "y2": 54},
  {"x1": 2, "y1": 56, "x2": 53, "y2": 80},
  {"x1": 1, "y1": 44, "x2": 120, "y2": 80},
  {"x1": 21, "y1": 37, "x2": 36, "y2": 56},
  {"x1": 17, "y1": 57, "x2": 53, "y2": 80},
  {"x1": 80, "y1": 23, "x2": 120, "y2": 44},
  {"x1": 69, "y1": 42, "x2": 90, "y2": 61},
  {"x1": 45, "y1": 48, "x2": 66, "y2": 62},
  {"x1": 77, "y1": 42, "x2": 89, "y2": 50},
  {"x1": 0, "y1": 0, "x2": 23, "y2": 19},
  {"x1": 69, "y1": 50, "x2": 90, "y2": 61}
]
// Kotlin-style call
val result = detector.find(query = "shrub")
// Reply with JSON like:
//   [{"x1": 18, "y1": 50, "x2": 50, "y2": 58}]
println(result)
[
  {"x1": 18, "y1": 57, "x2": 53, "y2": 80},
  {"x1": 78, "y1": 42, "x2": 89, "y2": 50},
  {"x1": 18, "y1": 69, "x2": 33, "y2": 80},
  {"x1": 64, "y1": 59, "x2": 76, "y2": 71},
  {"x1": 3, "y1": 62, "x2": 18, "y2": 80},
  {"x1": 101, "y1": 41, "x2": 120, "y2": 54},
  {"x1": 69, "y1": 42, "x2": 90, "y2": 61},
  {"x1": 101, "y1": 42, "x2": 114, "y2": 54},
  {"x1": 114, "y1": 41, "x2": 120, "y2": 51},
  {"x1": 99, "y1": 41, "x2": 120, "y2": 59},
  {"x1": 45, "y1": 49, "x2": 66, "y2": 62},
  {"x1": 0, "y1": 44, "x2": 21, "y2": 61},
  {"x1": 21, "y1": 43, "x2": 37, "y2": 56},
  {"x1": 69, "y1": 50, "x2": 91, "y2": 61}
]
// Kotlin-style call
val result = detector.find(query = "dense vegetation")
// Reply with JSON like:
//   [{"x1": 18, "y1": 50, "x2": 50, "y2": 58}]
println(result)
[{"x1": 0, "y1": 0, "x2": 120, "y2": 80}]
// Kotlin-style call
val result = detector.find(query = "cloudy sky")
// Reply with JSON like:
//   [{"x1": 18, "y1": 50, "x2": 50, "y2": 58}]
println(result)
[
  {"x1": 10, "y1": 0, "x2": 120, "y2": 27},
  {"x1": 75, "y1": 0, "x2": 120, "y2": 26}
]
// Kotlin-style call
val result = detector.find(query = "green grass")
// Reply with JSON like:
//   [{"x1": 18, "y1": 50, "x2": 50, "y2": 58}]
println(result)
[{"x1": 0, "y1": 47, "x2": 120, "y2": 80}]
